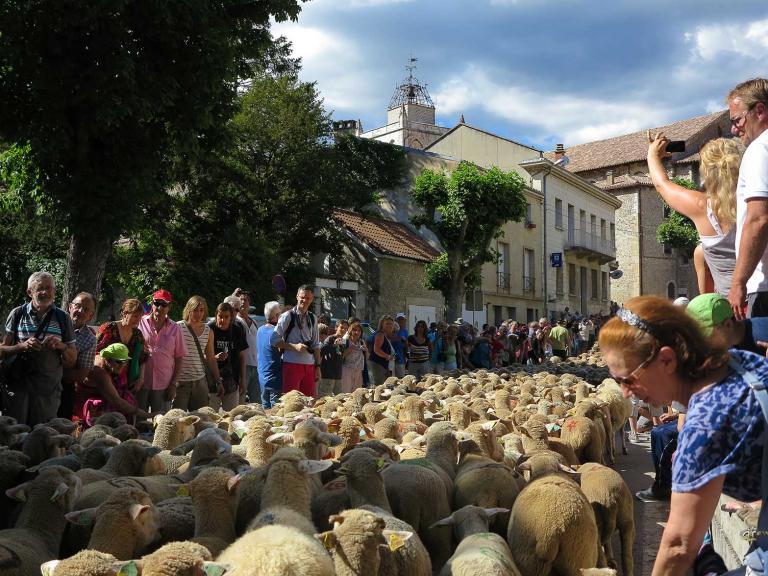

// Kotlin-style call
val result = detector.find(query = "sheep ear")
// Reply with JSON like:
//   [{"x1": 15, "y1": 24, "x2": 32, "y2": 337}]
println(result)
[
  {"x1": 429, "y1": 516, "x2": 454, "y2": 529},
  {"x1": 6, "y1": 482, "x2": 28, "y2": 502},
  {"x1": 320, "y1": 433, "x2": 343, "y2": 447},
  {"x1": 226, "y1": 474, "x2": 241, "y2": 494},
  {"x1": 483, "y1": 507, "x2": 510, "y2": 518},
  {"x1": 481, "y1": 421, "x2": 496, "y2": 431},
  {"x1": 270, "y1": 425, "x2": 290, "y2": 433},
  {"x1": 334, "y1": 466, "x2": 349, "y2": 476},
  {"x1": 453, "y1": 431, "x2": 472, "y2": 442},
  {"x1": 65, "y1": 508, "x2": 99, "y2": 525},
  {"x1": 145, "y1": 446, "x2": 162, "y2": 458},
  {"x1": 129, "y1": 503, "x2": 151, "y2": 521},
  {"x1": 50, "y1": 482, "x2": 70, "y2": 503},
  {"x1": 298, "y1": 459, "x2": 333, "y2": 475},
  {"x1": 41, "y1": 560, "x2": 60, "y2": 576},
  {"x1": 328, "y1": 514, "x2": 345, "y2": 527},
  {"x1": 153, "y1": 414, "x2": 164, "y2": 427},
  {"x1": 266, "y1": 432, "x2": 294, "y2": 445},
  {"x1": 178, "y1": 416, "x2": 200, "y2": 427},
  {"x1": 315, "y1": 531, "x2": 337, "y2": 550}
]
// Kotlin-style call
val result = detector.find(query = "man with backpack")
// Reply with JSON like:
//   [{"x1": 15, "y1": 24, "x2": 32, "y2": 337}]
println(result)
[
  {"x1": 0, "y1": 271, "x2": 77, "y2": 425},
  {"x1": 271, "y1": 285, "x2": 321, "y2": 397}
]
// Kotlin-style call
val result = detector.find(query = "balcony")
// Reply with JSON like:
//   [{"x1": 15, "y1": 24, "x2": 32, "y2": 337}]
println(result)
[
  {"x1": 523, "y1": 276, "x2": 535, "y2": 293},
  {"x1": 497, "y1": 271, "x2": 512, "y2": 294},
  {"x1": 565, "y1": 228, "x2": 616, "y2": 264}
]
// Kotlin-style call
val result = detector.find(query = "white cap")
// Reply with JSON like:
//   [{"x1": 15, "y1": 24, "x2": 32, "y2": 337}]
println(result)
[
  {"x1": 673, "y1": 296, "x2": 690, "y2": 308},
  {"x1": 395, "y1": 312, "x2": 406, "y2": 319}
]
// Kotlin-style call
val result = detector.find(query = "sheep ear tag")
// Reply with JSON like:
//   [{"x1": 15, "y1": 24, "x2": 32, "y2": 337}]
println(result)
[
  {"x1": 383, "y1": 530, "x2": 412, "y2": 552},
  {"x1": 50, "y1": 482, "x2": 70, "y2": 503},
  {"x1": 175, "y1": 485, "x2": 190, "y2": 497},
  {"x1": 203, "y1": 563, "x2": 234, "y2": 576},
  {"x1": 40, "y1": 560, "x2": 60, "y2": 576},
  {"x1": 376, "y1": 458, "x2": 387, "y2": 472},
  {"x1": 298, "y1": 459, "x2": 333, "y2": 474},
  {"x1": 116, "y1": 561, "x2": 138, "y2": 576}
]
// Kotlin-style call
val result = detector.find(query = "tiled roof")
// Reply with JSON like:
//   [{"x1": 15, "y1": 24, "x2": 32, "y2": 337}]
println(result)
[
  {"x1": 544, "y1": 110, "x2": 729, "y2": 173},
  {"x1": 590, "y1": 174, "x2": 654, "y2": 191},
  {"x1": 333, "y1": 209, "x2": 440, "y2": 263},
  {"x1": 674, "y1": 152, "x2": 701, "y2": 164}
]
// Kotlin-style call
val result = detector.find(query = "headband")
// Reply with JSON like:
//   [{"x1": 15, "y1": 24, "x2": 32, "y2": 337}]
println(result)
[{"x1": 616, "y1": 307, "x2": 658, "y2": 337}]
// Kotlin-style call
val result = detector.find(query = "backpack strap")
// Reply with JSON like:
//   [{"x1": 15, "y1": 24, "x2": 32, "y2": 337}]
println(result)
[{"x1": 284, "y1": 310, "x2": 297, "y2": 340}]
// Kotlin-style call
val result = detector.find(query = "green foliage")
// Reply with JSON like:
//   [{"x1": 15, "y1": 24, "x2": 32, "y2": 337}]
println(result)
[
  {"x1": 656, "y1": 177, "x2": 699, "y2": 257},
  {"x1": 412, "y1": 161, "x2": 527, "y2": 319}
]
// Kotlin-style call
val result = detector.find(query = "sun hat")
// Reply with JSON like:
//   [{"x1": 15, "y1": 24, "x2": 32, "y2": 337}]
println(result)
[
  {"x1": 686, "y1": 293, "x2": 734, "y2": 336},
  {"x1": 101, "y1": 343, "x2": 131, "y2": 362}
]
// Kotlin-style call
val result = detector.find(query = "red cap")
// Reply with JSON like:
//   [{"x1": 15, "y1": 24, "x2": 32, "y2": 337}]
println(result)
[{"x1": 152, "y1": 289, "x2": 173, "y2": 303}]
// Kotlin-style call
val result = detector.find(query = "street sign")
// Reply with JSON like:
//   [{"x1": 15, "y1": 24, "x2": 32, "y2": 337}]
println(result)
[{"x1": 550, "y1": 252, "x2": 563, "y2": 267}]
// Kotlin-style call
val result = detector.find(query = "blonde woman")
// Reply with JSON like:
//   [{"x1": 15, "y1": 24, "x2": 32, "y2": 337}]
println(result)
[
  {"x1": 341, "y1": 321, "x2": 368, "y2": 393},
  {"x1": 647, "y1": 133, "x2": 744, "y2": 295},
  {"x1": 370, "y1": 314, "x2": 396, "y2": 385},
  {"x1": 175, "y1": 296, "x2": 221, "y2": 411}
]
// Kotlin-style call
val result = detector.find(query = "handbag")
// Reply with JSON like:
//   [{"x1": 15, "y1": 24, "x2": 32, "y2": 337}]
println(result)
[
  {"x1": 185, "y1": 322, "x2": 217, "y2": 393},
  {"x1": 723, "y1": 358, "x2": 768, "y2": 576}
]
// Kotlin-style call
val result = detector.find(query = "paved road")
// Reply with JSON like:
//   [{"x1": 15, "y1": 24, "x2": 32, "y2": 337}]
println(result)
[{"x1": 611, "y1": 434, "x2": 669, "y2": 576}]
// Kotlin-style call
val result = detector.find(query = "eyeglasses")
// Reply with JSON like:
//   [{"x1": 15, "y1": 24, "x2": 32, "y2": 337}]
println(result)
[
  {"x1": 108, "y1": 358, "x2": 129, "y2": 364},
  {"x1": 730, "y1": 109, "x2": 751, "y2": 128},
  {"x1": 609, "y1": 348, "x2": 658, "y2": 386},
  {"x1": 153, "y1": 300, "x2": 169, "y2": 308}
]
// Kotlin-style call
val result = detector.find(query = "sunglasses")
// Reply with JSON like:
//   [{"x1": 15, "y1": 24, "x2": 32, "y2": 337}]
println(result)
[
  {"x1": 153, "y1": 300, "x2": 169, "y2": 308},
  {"x1": 609, "y1": 348, "x2": 658, "y2": 386},
  {"x1": 109, "y1": 358, "x2": 130, "y2": 364}
]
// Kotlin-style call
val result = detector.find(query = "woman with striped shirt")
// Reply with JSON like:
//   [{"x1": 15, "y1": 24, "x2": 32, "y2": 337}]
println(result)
[
  {"x1": 407, "y1": 320, "x2": 433, "y2": 379},
  {"x1": 175, "y1": 296, "x2": 221, "y2": 411}
]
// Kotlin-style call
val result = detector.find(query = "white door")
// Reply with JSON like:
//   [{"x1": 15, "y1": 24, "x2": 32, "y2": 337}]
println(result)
[{"x1": 408, "y1": 305, "x2": 436, "y2": 332}]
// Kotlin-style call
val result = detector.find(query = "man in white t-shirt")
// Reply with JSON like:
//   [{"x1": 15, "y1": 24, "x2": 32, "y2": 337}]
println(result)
[{"x1": 727, "y1": 78, "x2": 768, "y2": 319}]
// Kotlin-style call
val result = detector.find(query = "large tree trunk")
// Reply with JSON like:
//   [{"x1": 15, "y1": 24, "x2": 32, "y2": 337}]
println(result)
[
  {"x1": 61, "y1": 230, "x2": 113, "y2": 308},
  {"x1": 444, "y1": 278, "x2": 463, "y2": 324}
]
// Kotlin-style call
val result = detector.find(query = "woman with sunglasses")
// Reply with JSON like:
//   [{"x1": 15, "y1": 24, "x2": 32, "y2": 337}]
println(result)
[
  {"x1": 600, "y1": 296, "x2": 766, "y2": 575},
  {"x1": 74, "y1": 343, "x2": 151, "y2": 426}
]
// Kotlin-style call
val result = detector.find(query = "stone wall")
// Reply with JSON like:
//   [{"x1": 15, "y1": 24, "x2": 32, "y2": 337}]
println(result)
[
  {"x1": 611, "y1": 189, "x2": 641, "y2": 304},
  {"x1": 377, "y1": 257, "x2": 444, "y2": 321}
]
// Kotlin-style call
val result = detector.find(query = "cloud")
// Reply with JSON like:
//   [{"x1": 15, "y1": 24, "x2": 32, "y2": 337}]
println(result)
[
  {"x1": 432, "y1": 66, "x2": 666, "y2": 145},
  {"x1": 688, "y1": 19, "x2": 768, "y2": 60}
]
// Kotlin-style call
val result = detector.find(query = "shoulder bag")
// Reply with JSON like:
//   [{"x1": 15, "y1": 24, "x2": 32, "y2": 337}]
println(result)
[{"x1": 185, "y1": 322, "x2": 217, "y2": 393}]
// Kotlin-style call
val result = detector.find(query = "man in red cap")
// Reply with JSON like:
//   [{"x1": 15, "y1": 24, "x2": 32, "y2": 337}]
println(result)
[{"x1": 137, "y1": 289, "x2": 187, "y2": 414}]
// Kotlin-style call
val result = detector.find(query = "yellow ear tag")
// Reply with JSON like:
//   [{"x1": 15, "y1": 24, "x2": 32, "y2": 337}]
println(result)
[
  {"x1": 118, "y1": 561, "x2": 138, "y2": 576},
  {"x1": 323, "y1": 532, "x2": 335, "y2": 550},
  {"x1": 175, "y1": 485, "x2": 190, "y2": 497},
  {"x1": 388, "y1": 533, "x2": 405, "y2": 552},
  {"x1": 376, "y1": 458, "x2": 386, "y2": 470},
  {"x1": 235, "y1": 429, "x2": 246, "y2": 439}
]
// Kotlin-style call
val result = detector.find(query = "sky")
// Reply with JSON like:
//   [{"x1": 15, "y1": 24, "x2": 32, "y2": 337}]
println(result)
[{"x1": 272, "y1": 0, "x2": 768, "y2": 151}]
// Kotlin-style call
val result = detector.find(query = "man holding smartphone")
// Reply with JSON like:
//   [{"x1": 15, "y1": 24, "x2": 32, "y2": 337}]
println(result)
[
  {"x1": 726, "y1": 78, "x2": 768, "y2": 319},
  {"x1": 271, "y1": 285, "x2": 321, "y2": 397}
]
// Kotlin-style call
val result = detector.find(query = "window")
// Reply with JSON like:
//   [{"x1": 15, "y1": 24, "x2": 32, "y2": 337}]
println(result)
[
  {"x1": 663, "y1": 244, "x2": 672, "y2": 255},
  {"x1": 507, "y1": 307, "x2": 516, "y2": 322},
  {"x1": 556, "y1": 265, "x2": 564, "y2": 295},
  {"x1": 591, "y1": 269, "x2": 598, "y2": 299},
  {"x1": 555, "y1": 198, "x2": 563, "y2": 229},
  {"x1": 568, "y1": 204, "x2": 575, "y2": 243},
  {"x1": 601, "y1": 271, "x2": 608, "y2": 300},
  {"x1": 527, "y1": 308, "x2": 536, "y2": 322},
  {"x1": 667, "y1": 282, "x2": 676, "y2": 299},
  {"x1": 680, "y1": 253, "x2": 689, "y2": 265},
  {"x1": 494, "y1": 305, "x2": 502, "y2": 327},
  {"x1": 600, "y1": 219, "x2": 606, "y2": 240},
  {"x1": 568, "y1": 263, "x2": 577, "y2": 295},
  {"x1": 590, "y1": 214, "x2": 597, "y2": 237},
  {"x1": 523, "y1": 249, "x2": 535, "y2": 292},
  {"x1": 525, "y1": 203, "x2": 533, "y2": 224},
  {"x1": 610, "y1": 222, "x2": 615, "y2": 243}
]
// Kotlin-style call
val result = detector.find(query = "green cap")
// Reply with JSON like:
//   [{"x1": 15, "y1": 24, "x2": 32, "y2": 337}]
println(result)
[
  {"x1": 686, "y1": 293, "x2": 734, "y2": 336},
  {"x1": 101, "y1": 343, "x2": 131, "y2": 362}
]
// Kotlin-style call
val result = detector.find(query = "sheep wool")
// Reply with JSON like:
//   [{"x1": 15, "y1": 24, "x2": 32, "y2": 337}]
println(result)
[
  {"x1": 41, "y1": 550, "x2": 118, "y2": 576},
  {"x1": 217, "y1": 525, "x2": 334, "y2": 576},
  {"x1": 140, "y1": 541, "x2": 212, "y2": 576},
  {"x1": 152, "y1": 410, "x2": 199, "y2": 450}
]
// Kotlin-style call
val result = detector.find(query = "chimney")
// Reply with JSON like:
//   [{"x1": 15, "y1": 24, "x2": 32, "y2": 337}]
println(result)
[
  {"x1": 606, "y1": 169, "x2": 614, "y2": 185},
  {"x1": 459, "y1": 114, "x2": 465, "y2": 124},
  {"x1": 554, "y1": 143, "x2": 565, "y2": 161}
]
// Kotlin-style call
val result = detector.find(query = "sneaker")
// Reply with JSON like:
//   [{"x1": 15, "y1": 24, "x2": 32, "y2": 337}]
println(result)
[{"x1": 635, "y1": 488, "x2": 670, "y2": 502}]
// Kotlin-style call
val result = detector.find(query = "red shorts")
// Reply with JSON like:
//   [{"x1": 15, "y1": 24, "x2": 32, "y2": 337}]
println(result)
[{"x1": 282, "y1": 362, "x2": 317, "y2": 397}]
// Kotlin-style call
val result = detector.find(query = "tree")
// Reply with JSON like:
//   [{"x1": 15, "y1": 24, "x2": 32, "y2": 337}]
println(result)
[
  {"x1": 0, "y1": 0, "x2": 305, "y2": 305},
  {"x1": 656, "y1": 177, "x2": 699, "y2": 257},
  {"x1": 411, "y1": 161, "x2": 527, "y2": 322},
  {"x1": 104, "y1": 72, "x2": 406, "y2": 309}
]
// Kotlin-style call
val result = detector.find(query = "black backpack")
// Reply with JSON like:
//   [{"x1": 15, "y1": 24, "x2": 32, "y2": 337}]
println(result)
[{"x1": 284, "y1": 309, "x2": 316, "y2": 341}]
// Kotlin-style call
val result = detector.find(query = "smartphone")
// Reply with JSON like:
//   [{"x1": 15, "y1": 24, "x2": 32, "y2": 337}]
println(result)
[{"x1": 666, "y1": 141, "x2": 685, "y2": 153}]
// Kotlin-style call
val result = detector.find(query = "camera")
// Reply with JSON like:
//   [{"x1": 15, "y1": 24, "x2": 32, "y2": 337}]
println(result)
[
  {"x1": 666, "y1": 140, "x2": 685, "y2": 153},
  {"x1": 303, "y1": 339, "x2": 314, "y2": 349}
]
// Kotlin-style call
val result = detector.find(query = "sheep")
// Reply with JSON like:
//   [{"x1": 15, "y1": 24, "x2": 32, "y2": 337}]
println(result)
[
  {"x1": 596, "y1": 380, "x2": 632, "y2": 457},
  {"x1": 111, "y1": 424, "x2": 140, "y2": 442},
  {"x1": 151, "y1": 410, "x2": 199, "y2": 450},
  {"x1": 431, "y1": 505, "x2": 520, "y2": 576},
  {"x1": 395, "y1": 421, "x2": 460, "y2": 504},
  {"x1": 45, "y1": 418, "x2": 78, "y2": 437},
  {"x1": 374, "y1": 417, "x2": 402, "y2": 441},
  {"x1": 318, "y1": 508, "x2": 425, "y2": 576},
  {"x1": 0, "y1": 466, "x2": 81, "y2": 576},
  {"x1": 153, "y1": 496, "x2": 195, "y2": 545},
  {"x1": 140, "y1": 541, "x2": 213, "y2": 576},
  {"x1": 0, "y1": 416, "x2": 29, "y2": 448},
  {"x1": 0, "y1": 450, "x2": 30, "y2": 529},
  {"x1": 41, "y1": 550, "x2": 119, "y2": 576},
  {"x1": 242, "y1": 418, "x2": 275, "y2": 466},
  {"x1": 519, "y1": 419, "x2": 579, "y2": 466},
  {"x1": 578, "y1": 462, "x2": 635, "y2": 576},
  {"x1": 188, "y1": 467, "x2": 241, "y2": 557},
  {"x1": 22, "y1": 425, "x2": 72, "y2": 465},
  {"x1": 78, "y1": 425, "x2": 117, "y2": 449},
  {"x1": 93, "y1": 412, "x2": 129, "y2": 429},
  {"x1": 64, "y1": 487, "x2": 158, "y2": 559},
  {"x1": 506, "y1": 473, "x2": 598, "y2": 576},
  {"x1": 217, "y1": 524, "x2": 335, "y2": 576},
  {"x1": 559, "y1": 408, "x2": 604, "y2": 464},
  {"x1": 76, "y1": 440, "x2": 164, "y2": 484}
]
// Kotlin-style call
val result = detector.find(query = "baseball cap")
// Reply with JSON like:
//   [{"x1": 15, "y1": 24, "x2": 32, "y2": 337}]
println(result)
[
  {"x1": 101, "y1": 343, "x2": 131, "y2": 362},
  {"x1": 152, "y1": 289, "x2": 173, "y2": 303},
  {"x1": 395, "y1": 312, "x2": 406, "y2": 320},
  {"x1": 673, "y1": 296, "x2": 690, "y2": 307},
  {"x1": 686, "y1": 293, "x2": 734, "y2": 336}
]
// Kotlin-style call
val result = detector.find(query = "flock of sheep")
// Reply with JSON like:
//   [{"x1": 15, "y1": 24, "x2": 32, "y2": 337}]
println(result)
[{"x1": 0, "y1": 350, "x2": 636, "y2": 576}]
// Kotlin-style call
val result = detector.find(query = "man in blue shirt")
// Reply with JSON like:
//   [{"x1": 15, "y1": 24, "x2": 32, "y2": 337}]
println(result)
[{"x1": 257, "y1": 301, "x2": 283, "y2": 408}]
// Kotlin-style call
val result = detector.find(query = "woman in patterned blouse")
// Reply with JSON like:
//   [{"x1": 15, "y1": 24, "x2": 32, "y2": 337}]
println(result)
[
  {"x1": 96, "y1": 298, "x2": 150, "y2": 393},
  {"x1": 599, "y1": 296, "x2": 766, "y2": 576}
]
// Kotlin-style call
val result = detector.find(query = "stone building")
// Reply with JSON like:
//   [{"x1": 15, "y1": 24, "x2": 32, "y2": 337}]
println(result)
[{"x1": 545, "y1": 110, "x2": 731, "y2": 304}]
